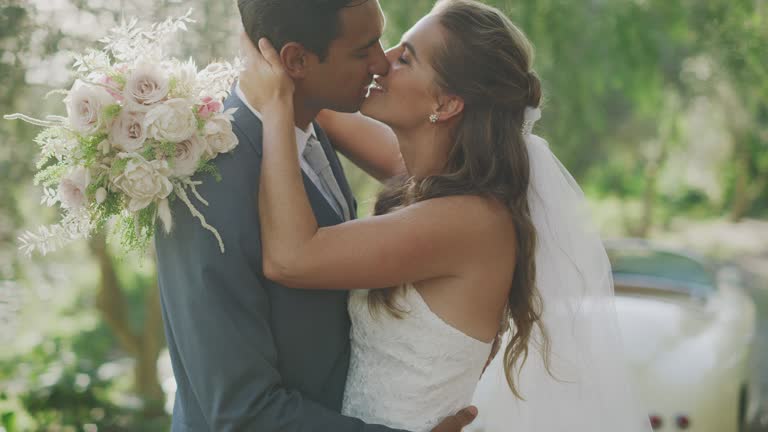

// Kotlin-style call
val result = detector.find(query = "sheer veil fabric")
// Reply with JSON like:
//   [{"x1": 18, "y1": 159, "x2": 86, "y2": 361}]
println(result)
[{"x1": 468, "y1": 111, "x2": 652, "y2": 432}]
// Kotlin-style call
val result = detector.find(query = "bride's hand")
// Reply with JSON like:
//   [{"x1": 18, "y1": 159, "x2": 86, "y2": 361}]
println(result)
[{"x1": 238, "y1": 32, "x2": 294, "y2": 110}]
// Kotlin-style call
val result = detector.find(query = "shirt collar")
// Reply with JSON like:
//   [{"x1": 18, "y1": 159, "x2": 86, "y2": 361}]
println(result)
[{"x1": 235, "y1": 82, "x2": 317, "y2": 153}]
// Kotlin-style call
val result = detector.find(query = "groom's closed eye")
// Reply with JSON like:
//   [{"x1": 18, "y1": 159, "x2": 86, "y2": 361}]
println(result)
[{"x1": 353, "y1": 35, "x2": 382, "y2": 57}]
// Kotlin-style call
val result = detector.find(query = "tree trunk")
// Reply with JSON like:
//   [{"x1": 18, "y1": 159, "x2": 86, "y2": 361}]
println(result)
[
  {"x1": 88, "y1": 234, "x2": 165, "y2": 417},
  {"x1": 631, "y1": 141, "x2": 668, "y2": 238},
  {"x1": 730, "y1": 168, "x2": 749, "y2": 222},
  {"x1": 89, "y1": 234, "x2": 140, "y2": 355},
  {"x1": 136, "y1": 281, "x2": 165, "y2": 417},
  {"x1": 134, "y1": 283, "x2": 164, "y2": 414},
  {"x1": 636, "y1": 163, "x2": 659, "y2": 238}
]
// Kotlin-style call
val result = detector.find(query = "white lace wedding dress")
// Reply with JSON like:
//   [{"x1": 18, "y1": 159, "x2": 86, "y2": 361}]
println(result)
[{"x1": 342, "y1": 286, "x2": 493, "y2": 432}]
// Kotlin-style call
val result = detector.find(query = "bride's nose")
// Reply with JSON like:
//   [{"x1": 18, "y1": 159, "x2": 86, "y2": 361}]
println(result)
[{"x1": 384, "y1": 47, "x2": 399, "y2": 64}]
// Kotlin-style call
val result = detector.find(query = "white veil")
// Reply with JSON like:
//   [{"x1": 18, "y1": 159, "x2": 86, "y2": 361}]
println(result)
[{"x1": 468, "y1": 108, "x2": 652, "y2": 432}]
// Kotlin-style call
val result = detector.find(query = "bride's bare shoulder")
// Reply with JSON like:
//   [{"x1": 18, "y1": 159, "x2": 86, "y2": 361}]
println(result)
[{"x1": 410, "y1": 194, "x2": 517, "y2": 241}]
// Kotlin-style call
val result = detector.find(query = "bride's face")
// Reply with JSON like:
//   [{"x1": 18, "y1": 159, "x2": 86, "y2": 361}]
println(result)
[{"x1": 361, "y1": 15, "x2": 444, "y2": 130}]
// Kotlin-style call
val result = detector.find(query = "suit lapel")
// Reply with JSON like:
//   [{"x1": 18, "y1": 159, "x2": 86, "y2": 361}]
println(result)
[
  {"x1": 300, "y1": 170, "x2": 345, "y2": 226},
  {"x1": 226, "y1": 90, "x2": 346, "y2": 227}
]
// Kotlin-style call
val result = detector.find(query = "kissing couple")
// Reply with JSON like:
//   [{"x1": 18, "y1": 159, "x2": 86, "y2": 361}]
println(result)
[{"x1": 156, "y1": 0, "x2": 651, "y2": 431}]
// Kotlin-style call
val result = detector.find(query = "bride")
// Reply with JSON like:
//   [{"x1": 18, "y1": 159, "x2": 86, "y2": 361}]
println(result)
[{"x1": 239, "y1": 0, "x2": 651, "y2": 430}]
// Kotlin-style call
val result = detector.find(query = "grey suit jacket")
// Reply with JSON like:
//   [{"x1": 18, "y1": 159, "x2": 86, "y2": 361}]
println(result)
[{"x1": 155, "y1": 92, "x2": 408, "y2": 432}]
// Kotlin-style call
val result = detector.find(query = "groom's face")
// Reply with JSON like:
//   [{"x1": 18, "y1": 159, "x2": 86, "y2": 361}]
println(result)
[{"x1": 300, "y1": 0, "x2": 389, "y2": 113}]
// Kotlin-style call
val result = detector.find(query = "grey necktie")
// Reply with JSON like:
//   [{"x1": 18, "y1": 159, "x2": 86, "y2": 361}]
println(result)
[{"x1": 303, "y1": 135, "x2": 351, "y2": 221}]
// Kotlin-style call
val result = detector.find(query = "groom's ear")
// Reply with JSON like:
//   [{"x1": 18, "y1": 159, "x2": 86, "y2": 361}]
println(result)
[
  {"x1": 434, "y1": 94, "x2": 465, "y2": 123},
  {"x1": 280, "y1": 42, "x2": 314, "y2": 79}
]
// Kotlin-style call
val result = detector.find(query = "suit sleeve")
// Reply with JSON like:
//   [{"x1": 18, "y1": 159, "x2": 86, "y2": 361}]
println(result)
[{"x1": 155, "y1": 125, "x2": 410, "y2": 432}]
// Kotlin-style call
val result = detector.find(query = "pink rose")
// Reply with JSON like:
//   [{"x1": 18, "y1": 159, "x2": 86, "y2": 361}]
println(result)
[
  {"x1": 169, "y1": 135, "x2": 206, "y2": 178},
  {"x1": 65, "y1": 80, "x2": 114, "y2": 135},
  {"x1": 124, "y1": 62, "x2": 170, "y2": 110},
  {"x1": 109, "y1": 110, "x2": 146, "y2": 152},
  {"x1": 197, "y1": 96, "x2": 223, "y2": 119}
]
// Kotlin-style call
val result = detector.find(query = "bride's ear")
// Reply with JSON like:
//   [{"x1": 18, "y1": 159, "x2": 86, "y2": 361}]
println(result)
[
  {"x1": 280, "y1": 42, "x2": 313, "y2": 79},
  {"x1": 434, "y1": 94, "x2": 464, "y2": 122}
]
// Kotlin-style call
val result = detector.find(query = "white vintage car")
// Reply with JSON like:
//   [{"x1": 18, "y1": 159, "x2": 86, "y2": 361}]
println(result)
[{"x1": 607, "y1": 239, "x2": 759, "y2": 432}]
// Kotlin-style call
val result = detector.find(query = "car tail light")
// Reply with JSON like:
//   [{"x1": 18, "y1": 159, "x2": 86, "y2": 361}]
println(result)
[
  {"x1": 649, "y1": 415, "x2": 663, "y2": 430},
  {"x1": 676, "y1": 414, "x2": 690, "y2": 429}
]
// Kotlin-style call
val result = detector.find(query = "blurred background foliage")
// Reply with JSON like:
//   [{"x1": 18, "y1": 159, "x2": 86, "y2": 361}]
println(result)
[{"x1": 0, "y1": 0, "x2": 765, "y2": 430}]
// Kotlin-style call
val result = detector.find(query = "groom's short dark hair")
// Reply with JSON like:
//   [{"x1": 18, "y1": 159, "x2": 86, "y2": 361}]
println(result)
[{"x1": 238, "y1": 0, "x2": 371, "y2": 62}]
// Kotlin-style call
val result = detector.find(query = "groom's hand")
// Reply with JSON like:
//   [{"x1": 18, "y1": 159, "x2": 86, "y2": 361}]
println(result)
[
  {"x1": 430, "y1": 406, "x2": 478, "y2": 432},
  {"x1": 239, "y1": 32, "x2": 294, "y2": 110}
]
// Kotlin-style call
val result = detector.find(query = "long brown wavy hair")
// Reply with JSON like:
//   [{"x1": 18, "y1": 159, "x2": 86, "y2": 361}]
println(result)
[{"x1": 367, "y1": 0, "x2": 550, "y2": 399}]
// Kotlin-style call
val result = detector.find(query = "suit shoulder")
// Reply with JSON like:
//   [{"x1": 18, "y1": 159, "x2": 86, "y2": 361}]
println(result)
[{"x1": 224, "y1": 93, "x2": 264, "y2": 157}]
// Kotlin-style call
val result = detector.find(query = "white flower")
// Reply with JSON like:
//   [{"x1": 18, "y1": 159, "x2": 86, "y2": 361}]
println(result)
[
  {"x1": 170, "y1": 134, "x2": 206, "y2": 178},
  {"x1": 171, "y1": 59, "x2": 198, "y2": 99},
  {"x1": 65, "y1": 80, "x2": 114, "y2": 135},
  {"x1": 124, "y1": 62, "x2": 170, "y2": 109},
  {"x1": 196, "y1": 63, "x2": 226, "y2": 89},
  {"x1": 46, "y1": 135, "x2": 79, "y2": 159},
  {"x1": 198, "y1": 62, "x2": 227, "y2": 78},
  {"x1": 203, "y1": 112, "x2": 238, "y2": 156},
  {"x1": 196, "y1": 61, "x2": 240, "y2": 99},
  {"x1": 112, "y1": 155, "x2": 173, "y2": 212},
  {"x1": 144, "y1": 98, "x2": 198, "y2": 143},
  {"x1": 58, "y1": 166, "x2": 91, "y2": 210},
  {"x1": 109, "y1": 110, "x2": 146, "y2": 152}
]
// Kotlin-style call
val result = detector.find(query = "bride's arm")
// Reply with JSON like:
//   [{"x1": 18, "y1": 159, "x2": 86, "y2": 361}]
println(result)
[{"x1": 316, "y1": 110, "x2": 406, "y2": 182}]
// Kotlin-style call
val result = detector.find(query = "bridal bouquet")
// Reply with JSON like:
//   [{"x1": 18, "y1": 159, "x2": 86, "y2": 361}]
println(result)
[{"x1": 6, "y1": 10, "x2": 242, "y2": 256}]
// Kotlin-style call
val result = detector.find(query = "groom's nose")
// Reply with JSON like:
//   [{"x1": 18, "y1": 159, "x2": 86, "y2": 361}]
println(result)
[{"x1": 368, "y1": 42, "x2": 390, "y2": 76}]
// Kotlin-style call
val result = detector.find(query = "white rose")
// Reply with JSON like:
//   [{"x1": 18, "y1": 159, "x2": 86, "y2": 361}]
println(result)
[
  {"x1": 65, "y1": 80, "x2": 114, "y2": 135},
  {"x1": 170, "y1": 134, "x2": 206, "y2": 178},
  {"x1": 203, "y1": 113, "x2": 238, "y2": 156},
  {"x1": 144, "y1": 98, "x2": 198, "y2": 143},
  {"x1": 112, "y1": 155, "x2": 173, "y2": 212},
  {"x1": 58, "y1": 166, "x2": 91, "y2": 210},
  {"x1": 109, "y1": 110, "x2": 146, "y2": 152},
  {"x1": 124, "y1": 62, "x2": 170, "y2": 109}
]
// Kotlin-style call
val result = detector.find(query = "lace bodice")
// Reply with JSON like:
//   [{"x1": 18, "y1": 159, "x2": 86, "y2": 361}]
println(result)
[{"x1": 342, "y1": 286, "x2": 493, "y2": 432}]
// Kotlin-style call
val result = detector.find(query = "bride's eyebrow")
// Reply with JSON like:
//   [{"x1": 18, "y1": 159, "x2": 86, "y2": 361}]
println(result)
[{"x1": 402, "y1": 41, "x2": 419, "y2": 62}]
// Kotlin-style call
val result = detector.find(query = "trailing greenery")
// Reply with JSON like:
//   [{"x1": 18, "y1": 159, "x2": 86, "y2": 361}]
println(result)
[{"x1": 197, "y1": 159, "x2": 221, "y2": 182}]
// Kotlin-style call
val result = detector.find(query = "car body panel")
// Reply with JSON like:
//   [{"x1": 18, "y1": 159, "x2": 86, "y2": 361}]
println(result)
[{"x1": 608, "y1": 239, "x2": 757, "y2": 432}]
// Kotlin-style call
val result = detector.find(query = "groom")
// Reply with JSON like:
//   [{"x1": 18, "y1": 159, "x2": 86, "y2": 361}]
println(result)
[{"x1": 155, "y1": 1, "x2": 477, "y2": 431}]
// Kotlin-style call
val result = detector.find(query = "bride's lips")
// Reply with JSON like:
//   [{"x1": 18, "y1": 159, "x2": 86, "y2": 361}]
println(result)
[{"x1": 366, "y1": 79, "x2": 386, "y2": 97}]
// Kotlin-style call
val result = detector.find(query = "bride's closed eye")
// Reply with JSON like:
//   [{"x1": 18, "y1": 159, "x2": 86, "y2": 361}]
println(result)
[{"x1": 396, "y1": 45, "x2": 411, "y2": 65}]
